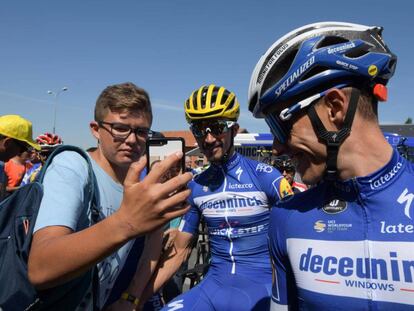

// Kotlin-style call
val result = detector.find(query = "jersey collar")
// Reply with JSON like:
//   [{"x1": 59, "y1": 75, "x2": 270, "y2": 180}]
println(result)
[
  {"x1": 211, "y1": 152, "x2": 240, "y2": 171},
  {"x1": 331, "y1": 149, "x2": 405, "y2": 199}
]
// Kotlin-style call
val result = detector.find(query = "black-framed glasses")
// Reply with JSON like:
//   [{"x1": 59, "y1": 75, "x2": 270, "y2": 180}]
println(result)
[
  {"x1": 98, "y1": 121, "x2": 154, "y2": 139},
  {"x1": 190, "y1": 120, "x2": 235, "y2": 138}
]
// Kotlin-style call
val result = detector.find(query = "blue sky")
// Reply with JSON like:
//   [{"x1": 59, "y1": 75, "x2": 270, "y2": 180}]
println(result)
[{"x1": 1, "y1": 0, "x2": 412, "y2": 148}]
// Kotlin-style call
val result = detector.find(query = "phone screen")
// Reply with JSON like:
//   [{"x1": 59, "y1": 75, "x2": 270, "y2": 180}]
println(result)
[{"x1": 146, "y1": 137, "x2": 185, "y2": 181}]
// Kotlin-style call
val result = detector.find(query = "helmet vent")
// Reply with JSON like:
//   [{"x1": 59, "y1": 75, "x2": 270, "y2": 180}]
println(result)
[
  {"x1": 316, "y1": 36, "x2": 348, "y2": 49},
  {"x1": 301, "y1": 65, "x2": 330, "y2": 81},
  {"x1": 188, "y1": 108, "x2": 224, "y2": 118},
  {"x1": 211, "y1": 88, "x2": 218, "y2": 108},
  {"x1": 262, "y1": 48, "x2": 298, "y2": 95},
  {"x1": 344, "y1": 42, "x2": 372, "y2": 58},
  {"x1": 227, "y1": 97, "x2": 235, "y2": 110},
  {"x1": 221, "y1": 91, "x2": 229, "y2": 106},
  {"x1": 201, "y1": 86, "x2": 209, "y2": 109},
  {"x1": 192, "y1": 92, "x2": 198, "y2": 110},
  {"x1": 248, "y1": 92, "x2": 258, "y2": 113}
]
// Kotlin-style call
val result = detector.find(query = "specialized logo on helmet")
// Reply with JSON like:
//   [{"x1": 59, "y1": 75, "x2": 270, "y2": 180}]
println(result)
[
  {"x1": 368, "y1": 65, "x2": 378, "y2": 76},
  {"x1": 275, "y1": 56, "x2": 315, "y2": 98}
]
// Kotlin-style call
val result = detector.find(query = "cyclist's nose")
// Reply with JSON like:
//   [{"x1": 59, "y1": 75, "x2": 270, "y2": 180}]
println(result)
[{"x1": 204, "y1": 132, "x2": 216, "y2": 144}]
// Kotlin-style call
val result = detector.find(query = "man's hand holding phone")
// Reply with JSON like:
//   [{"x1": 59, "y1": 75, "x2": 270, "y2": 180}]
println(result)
[{"x1": 115, "y1": 150, "x2": 192, "y2": 239}]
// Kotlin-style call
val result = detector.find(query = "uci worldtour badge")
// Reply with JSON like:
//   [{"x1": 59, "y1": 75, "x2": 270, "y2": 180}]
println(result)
[{"x1": 322, "y1": 199, "x2": 347, "y2": 214}]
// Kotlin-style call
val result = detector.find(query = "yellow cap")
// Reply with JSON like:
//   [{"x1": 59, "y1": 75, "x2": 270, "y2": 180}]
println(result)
[{"x1": 0, "y1": 115, "x2": 41, "y2": 150}]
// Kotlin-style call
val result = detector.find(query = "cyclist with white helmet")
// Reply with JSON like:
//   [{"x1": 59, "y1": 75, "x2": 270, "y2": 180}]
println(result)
[
  {"x1": 143, "y1": 84, "x2": 293, "y2": 311},
  {"x1": 248, "y1": 22, "x2": 413, "y2": 310}
]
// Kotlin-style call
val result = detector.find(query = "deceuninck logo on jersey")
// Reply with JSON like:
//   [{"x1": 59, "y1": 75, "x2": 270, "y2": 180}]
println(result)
[
  {"x1": 287, "y1": 238, "x2": 414, "y2": 306},
  {"x1": 195, "y1": 191, "x2": 269, "y2": 217}
]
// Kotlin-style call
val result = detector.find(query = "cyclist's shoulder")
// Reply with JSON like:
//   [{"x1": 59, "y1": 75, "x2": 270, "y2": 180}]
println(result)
[
  {"x1": 190, "y1": 166, "x2": 213, "y2": 188},
  {"x1": 402, "y1": 157, "x2": 414, "y2": 174},
  {"x1": 237, "y1": 154, "x2": 281, "y2": 177},
  {"x1": 275, "y1": 184, "x2": 325, "y2": 213}
]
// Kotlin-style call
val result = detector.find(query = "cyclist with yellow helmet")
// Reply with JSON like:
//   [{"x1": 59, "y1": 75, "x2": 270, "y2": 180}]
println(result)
[{"x1": 143, "y1": 85, "x2": 293, "y2": 311}]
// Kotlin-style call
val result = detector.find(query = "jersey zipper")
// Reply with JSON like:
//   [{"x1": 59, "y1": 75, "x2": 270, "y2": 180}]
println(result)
[
  {"x1": 222, "y1": 168, "x2": 236, "y2": 274},
  {"x1": 352, "y1": 178, "x2": 374, "y2": 310}
]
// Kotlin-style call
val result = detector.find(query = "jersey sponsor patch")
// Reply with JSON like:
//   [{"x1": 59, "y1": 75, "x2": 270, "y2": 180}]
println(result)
[
  {"x1": 194, "y1": 191, "x2": 269, "y2": 217},
  {"x1": 279, "y1": 178, "x2": 293, "y2": 198},
  {"x1": 322, "y1": 199, "x2": 347, "y2": 214},
  {"x1": 286, "y1": 238, "x2": 414, "y2": 305}
]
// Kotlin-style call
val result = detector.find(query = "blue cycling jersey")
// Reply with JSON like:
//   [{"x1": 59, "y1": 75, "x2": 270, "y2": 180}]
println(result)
[
  {"x1": 269, "y1": 150, "x2": 414, "y2": 310},
  {"x1": 168, "y1": 152, "x2": 292, "y2": 311},
  {"x1": 182, "y1": 152, "x2": 292, "y2": 277}
]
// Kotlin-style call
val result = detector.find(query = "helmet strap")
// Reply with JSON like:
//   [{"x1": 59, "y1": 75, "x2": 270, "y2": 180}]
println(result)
[
  {"x1": 221, "y1": 131, "x2": 235, "y2": 165},
  {"x1": 307, "y1": 88, "x2": 360, "y2": 181}
]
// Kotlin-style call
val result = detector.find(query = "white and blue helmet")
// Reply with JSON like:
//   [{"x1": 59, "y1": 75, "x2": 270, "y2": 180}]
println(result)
[{"x1": 248, "y1": 22, "x2": 397, "y2": 120}]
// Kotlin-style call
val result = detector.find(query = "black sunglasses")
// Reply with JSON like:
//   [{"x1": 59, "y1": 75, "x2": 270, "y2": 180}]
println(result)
[
  {"x1": 190, "y1": 120, "x2": 235, "y2": 138},
  {"x1": 98, "y1": 121, "x2": 154, "y2": 140}
]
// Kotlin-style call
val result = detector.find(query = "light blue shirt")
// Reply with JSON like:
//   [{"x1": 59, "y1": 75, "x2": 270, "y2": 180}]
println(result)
[{"x1": 34, "y1": 151, "x2": 134, "y2": 308}]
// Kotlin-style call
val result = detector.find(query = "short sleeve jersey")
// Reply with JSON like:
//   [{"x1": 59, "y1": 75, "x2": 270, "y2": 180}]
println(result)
[
  {"x1": 269, "y1": 150, "x2": 414, "y2": 310},
  {"x1": 180, "y1": 152, "x2": 293, "y2": 279}
]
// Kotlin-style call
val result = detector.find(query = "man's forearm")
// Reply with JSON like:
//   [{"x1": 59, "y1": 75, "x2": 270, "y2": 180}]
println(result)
[
  {"x1": 140, "y1": 243, "x2": 192, "y2": 304},
  {"x1": 125, "y1": 228, "x2": 164, "y2": 299},
  {"x1": 28, "y1": 212, "x2": 133, "y2": 290}
]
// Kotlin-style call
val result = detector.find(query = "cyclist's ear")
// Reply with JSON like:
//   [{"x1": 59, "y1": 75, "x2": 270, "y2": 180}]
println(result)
[{"x1": 232, "y1": 123, "x2": 239, "y2": 137}]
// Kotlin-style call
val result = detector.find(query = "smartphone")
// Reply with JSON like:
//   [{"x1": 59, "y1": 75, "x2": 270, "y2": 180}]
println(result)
[{"x1": 146, "y1": 137, "x2": 185, "y2": 181}]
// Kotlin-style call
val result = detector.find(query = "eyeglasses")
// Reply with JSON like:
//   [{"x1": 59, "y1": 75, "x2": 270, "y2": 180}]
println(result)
[
  {"x1": 190, "y1": 120, "x2": 235, "y2": 138},
  {"x1": 98, "y1": 121, "x2": 154, "y2": 139},
  {"x1": 265, "y1": 84, "x2": 347, "y2": 144}
]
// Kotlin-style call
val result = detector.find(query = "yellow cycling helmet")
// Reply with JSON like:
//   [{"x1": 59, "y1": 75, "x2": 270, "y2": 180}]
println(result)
[{"x1": 184, "y1": 84, "x2": 240, "y2": 123}]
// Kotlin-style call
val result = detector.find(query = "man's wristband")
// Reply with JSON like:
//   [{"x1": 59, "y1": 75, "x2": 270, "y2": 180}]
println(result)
[{"x1": 121, "y1": 292, "x2": 139, "y2": 306}]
